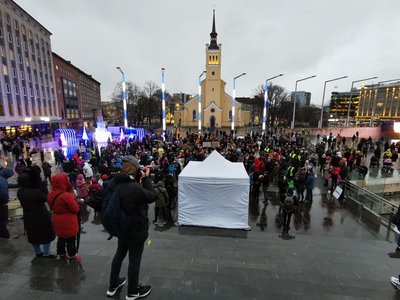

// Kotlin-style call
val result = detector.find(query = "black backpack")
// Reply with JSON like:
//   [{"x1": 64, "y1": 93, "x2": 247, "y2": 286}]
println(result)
[
  {"x1": 101, "y1": 182, "x2": 131, "y2": 239},
  {"x1": 85, "y1": 189, "x2": 105, "y2": 211}
]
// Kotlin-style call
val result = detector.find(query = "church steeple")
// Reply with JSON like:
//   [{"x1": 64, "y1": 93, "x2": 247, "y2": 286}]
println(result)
[{"x1": 209, "y1": 9, "x2": 219, "y2": 50}]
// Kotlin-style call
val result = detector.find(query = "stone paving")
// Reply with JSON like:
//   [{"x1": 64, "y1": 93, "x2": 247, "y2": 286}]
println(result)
[{"x1": 2, "y1": 176, "x2": 400, "y2": 300}]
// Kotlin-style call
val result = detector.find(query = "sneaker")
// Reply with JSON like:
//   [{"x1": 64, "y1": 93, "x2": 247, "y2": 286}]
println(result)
[
  {"x1": 57, "y1": 254, "x2": 67, "y2": 260},
  {"x1": 106, "y1": 277, "x2": 126, "y2": 297},
  {"x1": 126, "y1": 284, "x2": 151, "y2": 299},
  {"x1": 68, "y1": 255, "x2": 82, "y2": 262},
  {"x1": 390, "y1": 276, "x2": 400, "y2": 289}
]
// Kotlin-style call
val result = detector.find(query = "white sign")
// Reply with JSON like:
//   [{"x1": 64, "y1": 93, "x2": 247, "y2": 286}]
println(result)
[{"x1": 333, "y1": 186, "x2": 343, "y2": 200}]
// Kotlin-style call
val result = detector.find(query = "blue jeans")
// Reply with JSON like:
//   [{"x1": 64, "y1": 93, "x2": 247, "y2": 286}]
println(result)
[{"x1": 32, "y1": 243, "x2": 51, "y2": 256}]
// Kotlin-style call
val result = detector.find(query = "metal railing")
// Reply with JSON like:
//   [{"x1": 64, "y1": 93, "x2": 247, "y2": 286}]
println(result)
[{"x1": 342, "y1": 180, "x2": 397, "y2": 227}]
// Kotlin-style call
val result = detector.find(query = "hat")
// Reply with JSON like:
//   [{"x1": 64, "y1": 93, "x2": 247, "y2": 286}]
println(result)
[
  {"x1": 101, "y1": 174, "x2": 109, "y2": 181},
  {"x1": 122, "y1": 155, "x2": 141, "y2": 170}
]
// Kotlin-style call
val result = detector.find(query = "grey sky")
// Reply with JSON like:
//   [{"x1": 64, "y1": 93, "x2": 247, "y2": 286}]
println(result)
[{"x1": 16, "y1": 0, "x2": 400, "y2": 105}]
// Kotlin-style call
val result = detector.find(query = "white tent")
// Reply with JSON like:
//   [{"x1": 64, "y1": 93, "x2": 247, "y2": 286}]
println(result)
[{"x1": 178, "y1": 150, "x2": 250, "y2": 229}]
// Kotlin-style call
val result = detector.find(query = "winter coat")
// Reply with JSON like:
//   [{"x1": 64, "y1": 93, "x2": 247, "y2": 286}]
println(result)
[
  {"x1": 305, "y1": 173, "x2": 315, "y2": 190},
  {"x1": 88, "y1": 177, "x2": 102, "y2": 194},
  {"x1": 107, "y1": 173, "x2": 157, "y2": 243},
  {"x1": 17, "y1": 173, "x2": 55, "y2": 244},
  {"x1": 76, "y1": 174, "x2": 89, "y2": 198},
  {"x1": 0, "y1": 167, "x2": 15, "y2": 205},
  {"x1": 154, "y1": 181, "x2": 169, "y2": 208},
  {"x1": 42, "y1": 161, "x2": 52, "y2": 177},
  {"x1": 295, "y1": 172, "x2": 306, "y2": 192},
  {"x1": 48, "y1": 173, "x2": 80, "y2": 238}
]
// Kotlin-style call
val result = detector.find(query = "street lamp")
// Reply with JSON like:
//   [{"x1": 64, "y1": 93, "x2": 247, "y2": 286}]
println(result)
[
  {"x1": 232, "y1": 72, "x2": 246, "y2": 131},
  {"x1": 291, "y1": 75, "x2": 316, "y2": 129},
  {"x1": 263, "y1": 74, "x2": 283, "y2": 133},
  {"x1": 161, "y1": 68, "x2": 166, "y2": 139},
  {"x1": 116, "y1": 67, "x2": 128, "y2": 128},
  {"x1": 318, "y1": 76, "x2": 347, "y2": 128},
  {"x1": 346, "y1": 76, "x2": 378, "y2": 127},
  {"x1": 198, "y1": 71, "x2": 206, "y2": 132}
]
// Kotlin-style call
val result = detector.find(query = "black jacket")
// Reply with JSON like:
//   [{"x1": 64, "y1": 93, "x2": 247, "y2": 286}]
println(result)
[
  {"x1": 17, "y1": 173, "x2": 55, "y2": 244},
  {"x1": 110, "y1": 173, "x2": 157, "y2": 242}
]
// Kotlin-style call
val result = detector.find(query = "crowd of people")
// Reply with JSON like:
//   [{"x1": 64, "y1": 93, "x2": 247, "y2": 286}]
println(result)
[{"x1": 0, "y1": 129, "x2": 400, "y2": 297}]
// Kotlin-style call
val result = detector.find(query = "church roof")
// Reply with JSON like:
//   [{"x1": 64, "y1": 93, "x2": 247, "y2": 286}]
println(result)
[{"x1": 208, "y1": 10, "x2": 219, "y2": 50}]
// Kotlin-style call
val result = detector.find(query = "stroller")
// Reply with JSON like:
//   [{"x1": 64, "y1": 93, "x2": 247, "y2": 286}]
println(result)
[
  {"x1": 382, "y1": 158, "x2": 394, "y2": 174},
  {"x1": 369, "y1": 155, "x2": 379, "y2": 169}
]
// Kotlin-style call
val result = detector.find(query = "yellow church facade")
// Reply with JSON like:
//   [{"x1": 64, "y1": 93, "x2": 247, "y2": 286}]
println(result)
[{"x1": 174, "y1": 11, "x2": 250, "y2": 130}]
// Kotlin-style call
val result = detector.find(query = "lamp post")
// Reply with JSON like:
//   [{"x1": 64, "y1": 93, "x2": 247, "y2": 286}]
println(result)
[
  {"x1": 346, "y1": 76, "x2": 378, "y2": 127},
  {"x1": 198, "y1": 71, "x2": 206, "y2": 132},
  {"x1": 232, "y1": 72, "x2": 246, "y2": 131},
  {"x1": 318, "y1": 76, "x2": 347, "y2": 128},
  {"x1": 116, "y1": 67, "x2": 128, "y2": 128},
  {"x1": 263, "y1": 74, "x2": 283, "y2": 134},
  {"x1": 161, "y1": 68, "x2": 166, "y2": 139},
  {"x1": 291, "y1": 75, "x2": 316, "y2": 129}
]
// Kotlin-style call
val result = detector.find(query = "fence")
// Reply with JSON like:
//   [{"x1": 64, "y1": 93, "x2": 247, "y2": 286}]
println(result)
[{"x1": 343, "y1": 180, "x2": 398, "y2": 238}]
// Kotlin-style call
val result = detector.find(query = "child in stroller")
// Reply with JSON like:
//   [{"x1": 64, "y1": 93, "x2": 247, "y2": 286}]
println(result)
[{"x1": 382, "y1": 158, "x2": 394, "y2": 173}]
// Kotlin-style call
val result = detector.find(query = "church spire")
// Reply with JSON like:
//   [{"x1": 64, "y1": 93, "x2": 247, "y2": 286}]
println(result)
[{"x1": 209, "y1": 9, "x2": 219, "y2": 50}]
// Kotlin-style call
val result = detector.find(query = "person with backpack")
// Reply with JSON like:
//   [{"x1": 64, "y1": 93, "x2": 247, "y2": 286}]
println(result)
[
  {"x1": 152, "y1": 180, "x2": 169, "y2": 226},
  {"x1": 104, "y1": 155, "x2": 156, "y2": 300},
  {"x1": 281, "y1": 188, "x2": 298, "y2": 236}
]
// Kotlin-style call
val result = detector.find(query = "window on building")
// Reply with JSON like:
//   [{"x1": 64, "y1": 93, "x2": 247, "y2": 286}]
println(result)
[
  {"x1": 29, "y1": 89, "x2": 33, "y2": 97},
  {"x1": 0, "y1": 46, "x2": 5, "y2": 57},
  {"x1": 22, "y1": 87, "x2": 26, "y2": 96},
  {"x1": 15, "y1": 85, "x2": 19, "y2": 95},
  {"x1": 17, "y1": 53, "x2": 22, "y2": 63},
  {"x1": 6, "y1": 14, "x2": 11, "y2": 25},
  {"x1": 16, "y1": 37, "x2": 20, "y2": 47},
  {"x1": 28, "y1": 73, "x2": 31, "y2": 82},
  {"x1": 14, "y1": 20, "x2": 18, "y2": 29},
  {"x1": 229, "y1": 110, "x2": 232, "y2": 121},
  {"x1": 3, "y1": 65, "x2": 8, "y2": 75},
  {"x1": 5, "y1": 83, "x2": 10, "y2": 93},
  {"x1": 12, "y1": 68, "x2": 16, "y2": 78},
  {"x1": 192, "y1": 110, "x2": 196, "y2": 121},
  {"x1": 8, "y1": 102, "x2": 14, "y2": 116},
  {"x1": 0, "y1": 28, "x2": 3, "y2": 38},
  {"x1": 0, "y1": 101, "x2": 4, "y2": 116},
  {"x1": 8, "y1": 32, "x2": 12, "y2": 43}
]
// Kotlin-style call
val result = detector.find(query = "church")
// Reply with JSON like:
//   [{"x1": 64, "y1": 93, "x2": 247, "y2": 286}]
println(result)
[{"x1": 175, "y1": 11, "x2": 251, "y2": 131}]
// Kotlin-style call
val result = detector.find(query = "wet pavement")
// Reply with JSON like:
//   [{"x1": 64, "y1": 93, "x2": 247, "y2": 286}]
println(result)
[{"x1": 2, "y1": 171, "x2": 400, "y2": 300}]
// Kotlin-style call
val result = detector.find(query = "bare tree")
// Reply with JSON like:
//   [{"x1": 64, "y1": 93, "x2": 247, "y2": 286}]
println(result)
[{"x1": 253, "y1": 83, "x2": 290, "y2": 126}]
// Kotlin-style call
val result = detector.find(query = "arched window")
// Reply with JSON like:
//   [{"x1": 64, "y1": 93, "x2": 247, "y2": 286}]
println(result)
[
  {"x1": 209, "y1": 55, "x2": 211, "y2": 62},
  {"x1": 229, "y1": 110, "x2": 232, "y2": 121},
  {"x1": 192, "y1": 110, "x2": 196, "y2": 120},
  {"x1": 215, "y1": 55, "x2": 218, "y2": 63}
]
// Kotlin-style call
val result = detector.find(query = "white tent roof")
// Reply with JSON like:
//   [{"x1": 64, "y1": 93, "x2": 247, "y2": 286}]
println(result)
[{"x1": 179, "y1": 150, "x2": 248, "y2": 181}]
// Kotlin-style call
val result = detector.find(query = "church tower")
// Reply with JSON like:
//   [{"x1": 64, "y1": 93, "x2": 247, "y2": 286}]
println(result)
[
  {"x1": 204, "y1": 10, "x2": 223, "y2": 110},
  {"x1": 175, "y1": 10, "x2": 250, "y2": 131}
]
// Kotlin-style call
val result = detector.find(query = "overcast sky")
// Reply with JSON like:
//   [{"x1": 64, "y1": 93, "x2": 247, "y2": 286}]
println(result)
[{"x1": 16, "y1": 0, "x2": 400, "y2": 105}]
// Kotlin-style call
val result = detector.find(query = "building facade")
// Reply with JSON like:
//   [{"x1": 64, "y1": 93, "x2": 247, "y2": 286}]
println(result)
[
  {"x1": 78, "y1": 70, "x2": 101, "y2": 127},
  {"x1": 291, "y1": 91, "x2": 311, "y2": 106},
  {"x1": 328, "y1": 90, "x2": 359, "y2": 126},
  {"x1": 53, "y1": 52, "x2": 101, "y2": 129},
  {"x1": 357, "y1": 82, "x2": 400, "y2": 124},
  {"x1": 0, "y1": 0, "x2": 59, "y2": 136},
  {"x1": 174, "y1": 11, "x2": 250, "y2": 130}
]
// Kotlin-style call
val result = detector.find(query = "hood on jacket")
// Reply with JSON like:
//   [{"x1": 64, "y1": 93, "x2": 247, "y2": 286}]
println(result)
[
  {"x1": 0, "y1": 167, "x2": 14, "y2": 179},
  {"x1": 51, "y1": 173, "x2": 72, "y2": 192},
  {"x1": 157, "y1": 181, "x2": 165, "y2": 188},
  {"x1": 17, "y1": 172, "x2": 31, "y2": 188},
  {"x1": 76, "y1": 174, "x2": 85, "y2": 182}
]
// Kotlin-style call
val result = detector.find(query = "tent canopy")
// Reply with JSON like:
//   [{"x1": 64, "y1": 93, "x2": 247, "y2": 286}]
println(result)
[{"x1": 178, "y1": 150, "x2": 250, "y2": 229}]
